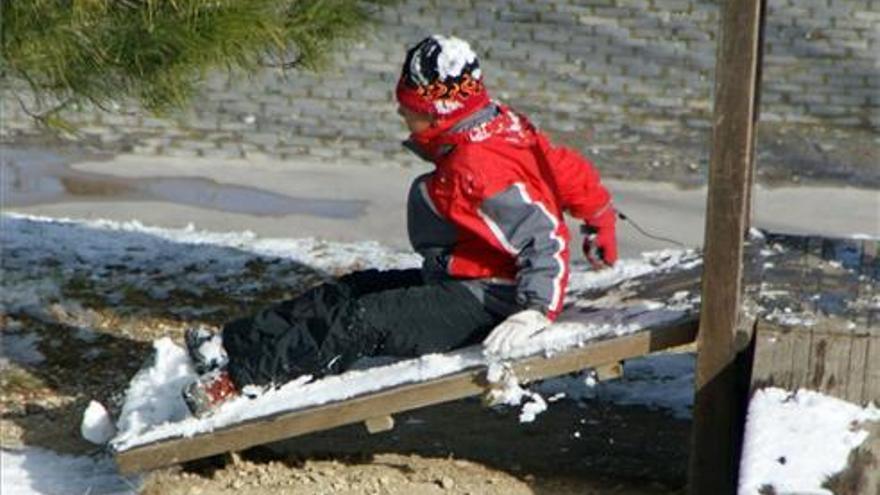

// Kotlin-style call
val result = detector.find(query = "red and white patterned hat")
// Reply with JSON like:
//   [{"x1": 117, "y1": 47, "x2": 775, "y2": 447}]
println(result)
[{"x1": 396, "y1": 35, "x2": 491, "y2": 121}]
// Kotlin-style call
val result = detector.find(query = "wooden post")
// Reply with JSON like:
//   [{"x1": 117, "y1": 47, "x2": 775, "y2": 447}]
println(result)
[
  {"x1": 743, "y1": 0, "x2": 767, "y2": 230},
  {"x1": 689, "y1": 0, "x2": 766, "y2": 493}
]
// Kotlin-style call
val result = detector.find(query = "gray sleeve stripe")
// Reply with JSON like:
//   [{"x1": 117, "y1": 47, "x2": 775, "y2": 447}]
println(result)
[
  {"x1": 476, "y1": 208, "x2": 519, "y2": 255},
  {"x1": 479, "y1": 182, "x2": 566, "y2": 312}
]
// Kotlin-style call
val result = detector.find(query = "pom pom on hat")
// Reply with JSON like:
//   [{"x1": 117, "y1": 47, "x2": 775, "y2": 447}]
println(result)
[{"x1": 396, "y1": 35, "x2": 490, "y2": 121}]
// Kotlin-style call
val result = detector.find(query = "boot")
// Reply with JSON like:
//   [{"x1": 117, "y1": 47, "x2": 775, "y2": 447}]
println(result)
[
  {"x1": 182, "y1": 369, "x2": 239, "y2": 417},
  {"x1": 185, "y1": 326, "x2": 228, "y2": 375}
]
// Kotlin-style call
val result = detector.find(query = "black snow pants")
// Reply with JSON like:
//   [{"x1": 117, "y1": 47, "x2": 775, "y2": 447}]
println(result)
[{"x1": 222, "y1": 269, "x2": 506, "y2": 388}]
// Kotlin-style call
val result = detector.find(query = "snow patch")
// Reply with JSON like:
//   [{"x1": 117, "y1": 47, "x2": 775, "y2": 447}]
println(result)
[
  {"x1": 81, "y1": 401, "x2": 117, "y2": 445},
  {"x1": 739, "y1": 388, "x2": 880, "y2": 495},
  {"x1": 765, "y1": 307, "x2": 817, "y2": 327},
  {"x1": 0, "y1": 447, "x2": 140, "y2": 495},
  {"x1": 112, "y1": 338, "x2": 197, "y2": 448},
  {"x1": 485, "y1": 362, "x2": 548, "y2": 423}
]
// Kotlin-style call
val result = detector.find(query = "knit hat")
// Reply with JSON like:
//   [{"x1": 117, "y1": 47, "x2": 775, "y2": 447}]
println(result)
[{"x1": 396, "y1": 35, "x2": 491, "y2": 121}]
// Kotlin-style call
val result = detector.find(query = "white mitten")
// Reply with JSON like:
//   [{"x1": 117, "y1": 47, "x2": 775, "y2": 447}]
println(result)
[{"x1": 483, "y1": 309, "x2": 551, "y2": 358}]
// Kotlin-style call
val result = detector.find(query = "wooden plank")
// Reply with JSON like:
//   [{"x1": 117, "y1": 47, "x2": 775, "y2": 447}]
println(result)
[
  {"x1": 865, "y1": 338, "x2": 880, "y2": 405},
  {"x1": 689, "y1": 0, "x2": 766, "y2": 492},
  {"x1": 788, "y1": 326, "x2": 813, "y2": 392},
  {"x1": 846, "y1": 334, "x2": 870, "y2": 404},
  {"x1": 743, "y1": 0, "x2": 767, "y2": 231},
  {"x1": 750, "y1": 321, "x2": 816, "y2": 394},
  {"x1": 808, "y1": 332, "x2": 853, "y2": 397},
  {"x1": 750, "y1": 325, "x2": 795, "y2": 391},
  {"x1": 116, "y1": 317, "x2": 698, "y2": 473}
]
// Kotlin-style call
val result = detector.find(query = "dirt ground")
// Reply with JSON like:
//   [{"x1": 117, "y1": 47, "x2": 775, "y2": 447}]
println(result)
[{"x1": 137, "y1": 395, "x2": 689, "y2": 495}]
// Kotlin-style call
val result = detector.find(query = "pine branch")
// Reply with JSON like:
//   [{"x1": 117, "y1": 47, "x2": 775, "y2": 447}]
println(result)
[{"x1": 2, "y1": 0, "x2": 396, "y2": 122}]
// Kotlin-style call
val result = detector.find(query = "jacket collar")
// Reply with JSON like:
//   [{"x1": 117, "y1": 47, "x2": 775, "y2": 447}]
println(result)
[{"x1": 402, "y1": 104, "x2": 500, "y2": 162}]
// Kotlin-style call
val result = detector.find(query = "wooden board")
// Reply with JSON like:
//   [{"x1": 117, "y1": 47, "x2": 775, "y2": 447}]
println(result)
[
  {"x1": 846, "y1": 335, "x2": 870, "y2": 403},
  {"x1": 865, "y1": 338, "x2": 880, "y2": 405},
  {"x1": 116, "y1": 316, "x2": 698, "y2": 473}
]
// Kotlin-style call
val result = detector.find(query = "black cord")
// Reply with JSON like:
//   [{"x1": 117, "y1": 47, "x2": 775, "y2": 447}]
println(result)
[{"x1": 616, "y1": 210, "x2": 687, "y2": 249}]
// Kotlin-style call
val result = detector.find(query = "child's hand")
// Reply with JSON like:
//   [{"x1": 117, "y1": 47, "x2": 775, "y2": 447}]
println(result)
[
  {"x1": 483, "y1": 309, "x2": 551, "y2": 358},
  {"x1": 582, "y1": 207, "x2": 618, "y2": 269}
]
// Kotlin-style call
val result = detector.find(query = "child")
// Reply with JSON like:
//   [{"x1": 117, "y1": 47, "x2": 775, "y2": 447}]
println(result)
[{"x1": 183, "y1": 35, "x2": 617, "y2": 416}]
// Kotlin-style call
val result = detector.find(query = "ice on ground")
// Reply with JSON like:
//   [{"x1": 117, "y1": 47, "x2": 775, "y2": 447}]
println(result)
[
  {"x1": 0, "y1": 331, "x2": 45, "y2": 367},
  {"x1": 1, "y1": 447, "x2": 141, "y2": 495},
  {"x1": 535, "y1": 352, "x2": 695, "y2": 419},
  {"x1": 765, "y1": 307, "x2": 817, "y2": 327},
  {"x1": 81, "y1": 401, "x2": 117, "y2": 445},
  {"x1": 738, "y1": 388, "x2": 880, "y2": 495},
  {"x1": 75, "y1": 326, "x2": 99, "y2": 343}
]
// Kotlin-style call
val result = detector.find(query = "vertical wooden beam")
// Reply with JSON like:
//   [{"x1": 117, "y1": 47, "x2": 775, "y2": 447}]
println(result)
[
  {"x1": 689, "y1": 1, "x2": 766, "y2": 493},
  {"x1": 743, "y1": 0, "x2": 767, "y2": 231}
]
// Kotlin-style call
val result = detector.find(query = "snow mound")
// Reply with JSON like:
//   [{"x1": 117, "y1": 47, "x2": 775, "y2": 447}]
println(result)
[
  {"x1": 739, "y1": 388, "x2": 880, "y2": 495},
  {"x1": 81, "y1": 401, "x2": 117, "y2": 445},
  {"x1": 1, "y1": 447, "x2": 140, "y2": 495},
  {"x1": 112, "y1": 338, "x2": 197, "y2": 448}
]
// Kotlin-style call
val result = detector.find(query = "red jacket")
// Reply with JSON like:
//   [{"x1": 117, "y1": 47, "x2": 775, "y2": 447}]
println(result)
[{"x1": 406, "y1": 105, "x2": 613, "y2": 320}]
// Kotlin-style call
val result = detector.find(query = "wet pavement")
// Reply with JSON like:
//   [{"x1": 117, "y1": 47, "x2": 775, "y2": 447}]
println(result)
[{"x1": 1, "y1": 148, "x2": 367, "y2": 219}]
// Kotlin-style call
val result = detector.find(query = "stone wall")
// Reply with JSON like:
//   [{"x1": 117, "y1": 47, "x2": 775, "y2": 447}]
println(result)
[{"x1": 2, "y1": 0, "x2": 878, "y2": 168}]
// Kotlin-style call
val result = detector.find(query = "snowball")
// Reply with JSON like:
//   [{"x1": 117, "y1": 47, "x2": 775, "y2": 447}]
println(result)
[{"x1": 80, "y1": 401, "x2": 116, "y2": 445}]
